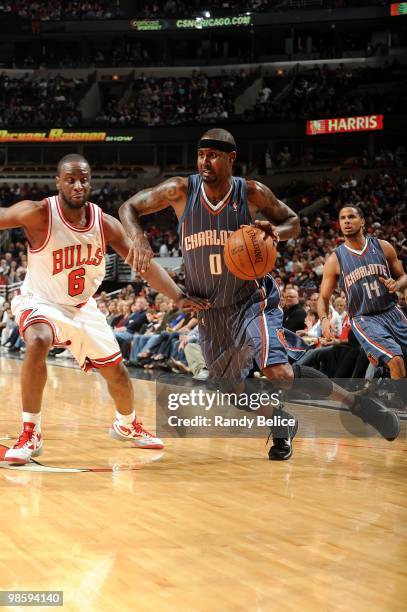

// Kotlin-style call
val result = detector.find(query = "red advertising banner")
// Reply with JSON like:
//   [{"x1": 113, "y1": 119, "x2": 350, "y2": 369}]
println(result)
[{"x1": 306, "y1": 115, "x2": 384, "y2": 136}]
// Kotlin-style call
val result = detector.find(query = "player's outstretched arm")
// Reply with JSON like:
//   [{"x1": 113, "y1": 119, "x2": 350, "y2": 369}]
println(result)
[
  {"x1": 103, "y1": 213, "x2": 210, "y2": 311},
  {"x1": 379, "y1": 240, "x2": 407, "y2": 293},
  {"x1": 119, "y1": 177, "x2": 188, "y2": 274},
  {"x1": 246, "y1": 180, "x2": 300, "y2": 242},
  {"x1": 318, "y1": 253, "x2": 340, "y2": 339},
  {"x1": 0, "y1": 200, "x2": 45, "y2": 231}
]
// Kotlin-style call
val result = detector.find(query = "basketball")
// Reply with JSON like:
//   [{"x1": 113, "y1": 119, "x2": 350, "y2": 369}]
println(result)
[{"x1": 223, "y1": 226, "x2": 277, "y2": 280}]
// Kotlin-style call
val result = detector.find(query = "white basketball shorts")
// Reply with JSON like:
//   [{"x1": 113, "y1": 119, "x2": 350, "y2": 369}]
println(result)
[{"x1": 12, "y1": 293, "x2": 122, "y2": 372}]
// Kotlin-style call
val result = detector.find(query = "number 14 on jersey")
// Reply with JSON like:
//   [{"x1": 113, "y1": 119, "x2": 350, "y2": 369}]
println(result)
[{"x1": 363, "y1": 280, "x2": 381, "y2": 299}]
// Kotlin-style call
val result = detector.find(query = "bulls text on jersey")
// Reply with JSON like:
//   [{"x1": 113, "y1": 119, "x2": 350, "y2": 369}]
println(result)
[{"x1": 52, "y1": 244, "x2": 104, "y2": 275}]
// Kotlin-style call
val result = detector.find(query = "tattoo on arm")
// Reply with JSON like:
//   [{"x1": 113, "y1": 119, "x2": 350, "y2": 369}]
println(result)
[
  {"x1": 119, "y1": 177, "x2": 187, "y2": 239},
  {"x1": 247, "y1": 180, "x2": 300, "y2": 239}
]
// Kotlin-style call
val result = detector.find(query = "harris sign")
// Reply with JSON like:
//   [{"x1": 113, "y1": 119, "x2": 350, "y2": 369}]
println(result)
[{"x1": 306, "y1": 115, "x2": 384, "y2": 136}]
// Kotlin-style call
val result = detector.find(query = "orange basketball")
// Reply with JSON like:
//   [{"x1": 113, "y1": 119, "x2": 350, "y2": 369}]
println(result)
[{"x1": 223, "y1": 226, "x2": 277, "y2": 280}]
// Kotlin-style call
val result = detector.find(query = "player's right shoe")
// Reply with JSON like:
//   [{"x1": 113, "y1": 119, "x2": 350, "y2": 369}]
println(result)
[
  {"x1": 4, "y1": 423, "x2": 43, "y2": 464},
  {"x1": 268, "y1": 407, "x2": 298, "y2": 461},
  {"x1": 109, "y1": 419, "x2": 164, "y2": 449}
]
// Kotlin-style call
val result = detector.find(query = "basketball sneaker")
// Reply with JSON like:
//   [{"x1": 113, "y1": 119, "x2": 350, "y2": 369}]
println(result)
[
  {"x1": 268, "y1": 407, "x2": 298, "y2": 461},
  {"x1": 350, "y1": 394, "x2": 400, "y2": 441},
  {"x1": 4, "y1": 423, "x2": 43, "y2": 464},
  {"x1": 109, "y1": 419, "x2": 164, "y2": 449}
]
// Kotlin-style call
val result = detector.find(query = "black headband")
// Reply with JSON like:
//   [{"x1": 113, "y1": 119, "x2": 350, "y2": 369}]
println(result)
[{"x1": 197, "y1": 138, "x2": 236, "y2": 153}]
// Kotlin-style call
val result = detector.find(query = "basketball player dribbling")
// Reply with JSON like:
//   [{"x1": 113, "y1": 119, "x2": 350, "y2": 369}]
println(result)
[
  {"x1": 319, "y1": 206, "x2": 407, "y2": 378},
  {"x1": 0, "y1": 154, "x2": 209, "y2": 464},
  {"x1": 119, "y1": 129, "x2": 400, "y2": 460}
]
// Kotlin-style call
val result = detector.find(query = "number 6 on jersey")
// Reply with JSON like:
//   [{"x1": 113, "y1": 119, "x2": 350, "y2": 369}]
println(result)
[{"x1": 68, "y1": 267, "x2": 86, "y2": 297}]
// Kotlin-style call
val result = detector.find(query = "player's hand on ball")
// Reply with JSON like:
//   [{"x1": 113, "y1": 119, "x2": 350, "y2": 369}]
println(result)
[
  {"x1": 126, "y1": 236, "x2": 154, "y2": 274},
  {"x1": 379, "y1": 276, "x2": 398, "y2": 293},
  {"x1": 176, "y1": 294, "x2": 211, "y2": 313},
  {"x1": 252, "y1": 220, "x2": 280, "y2": 244}
]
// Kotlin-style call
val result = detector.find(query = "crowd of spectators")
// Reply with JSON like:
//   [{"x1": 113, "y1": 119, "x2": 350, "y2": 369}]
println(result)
[
  {"x1": 261, "y1": 144, "x2": 407, "y2": 174},
  {"x1": 96, "y1": 69, "x2": 253, "y2": 126},
  {"x1": 0, "y1": 0, "x2": 387, "y2": 21},
  {"x1": 0, "y1": 61, "x2": 403, "y2": 128},
  {"x1": 245, "y1": 61, "x2": 407, "y2": 123},
  {"x1": 0, "y1": 73, "x2": 84, "y2": 127},
  {"x1": 134, "y1": 0, "x2": 270, "y2": 19},
  {"x1": 0, "y1": 0, "x2": 325, "y2": 22},
  {"x1": 0, "y1": 1, "x2": 123, "y2": 20}
]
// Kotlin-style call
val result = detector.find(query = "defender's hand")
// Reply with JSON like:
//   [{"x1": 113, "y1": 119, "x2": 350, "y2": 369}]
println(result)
[
  {"x1": 321, "y1": 317, "x2": 335, "y2": 340},
  {"x1": 176, "y1": 294, "x2": 211, "y2": 313},
  {"x1": 379, "y1": 276, "x2": 398, "y2": 293},
  {"x1": 126, "y1": 236, "x2": 154, "y2": 274}
]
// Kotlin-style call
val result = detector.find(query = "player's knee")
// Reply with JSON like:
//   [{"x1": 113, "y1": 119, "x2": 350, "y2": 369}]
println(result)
[
  {"x1": 104, "y1": 362, "x2": 130, "y2": 385},
  {"x1": 387, "y1": 355, "x2": 406, "y2": 379},
  {"x1": 262, "y1": 363, "x2": 294, "y2": 389},
  {"x1": 25, "y1": 332, "x2": 52, "y2": 355}
]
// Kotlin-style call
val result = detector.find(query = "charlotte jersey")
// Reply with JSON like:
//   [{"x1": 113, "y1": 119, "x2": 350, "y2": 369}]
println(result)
[
  {"x1": 22, "y1": 195, "x2": 106, "y2": 306},
  {"x1": 336, "y1": 236, "x2": 396, "y2": 317},
  {"x1": 179, "y1": 174, "x2": 279, "y2": 308}
]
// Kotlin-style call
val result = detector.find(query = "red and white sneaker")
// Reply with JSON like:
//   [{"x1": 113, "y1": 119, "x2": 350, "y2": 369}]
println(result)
[
  {"x1": 109, "y1": 419, "x2": 164, "y2": 449},
  {"x1": 4, "y1": 423, "x2": 43, "y2": 464}
]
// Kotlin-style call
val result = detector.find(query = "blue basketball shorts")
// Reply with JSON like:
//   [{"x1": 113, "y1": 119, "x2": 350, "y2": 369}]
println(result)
[
  {"x1": 198, "y1": 295, "x2": 307, "y2": 382},
  {"x1": 351, "y1": 306, "x2": 407, "y2": 365}
]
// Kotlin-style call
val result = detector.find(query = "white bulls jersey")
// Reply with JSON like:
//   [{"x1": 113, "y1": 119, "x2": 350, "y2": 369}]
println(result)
[{"x1": 22, "y1": 195, "x2": 106, "y2": 306}]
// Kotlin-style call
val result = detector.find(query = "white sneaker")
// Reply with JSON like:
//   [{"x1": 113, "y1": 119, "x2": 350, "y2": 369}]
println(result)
[
  {"x1": 4, "y1": 424, "x2": 43, "y2": 464},
  {"x1": 109, "y1": 419, "x2": 164, "y2": 449},
  {"x1": 55, "y1": 349, "x2": 73, "y2": 359}
]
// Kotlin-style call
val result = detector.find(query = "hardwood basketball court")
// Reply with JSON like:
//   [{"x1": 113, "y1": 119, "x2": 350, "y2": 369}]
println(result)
[{"x1": 0, "y1": 355, "x2": 406, "y2": 611}]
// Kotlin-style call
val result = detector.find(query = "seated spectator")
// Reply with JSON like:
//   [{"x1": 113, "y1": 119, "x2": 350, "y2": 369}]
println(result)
[
  {"x1": 183, "y1": 328, "x2": 209, "y2": 381},
  {"x1": 114, "y1": 297, "x2": 148, "y2": 359},
  {"x1": 296, "y1": 311, "x2": 321, "y2": 340},
  {"x1": 0, "y1": 302, "x2": 14, "y2": 345},
  {"x1": 2, "y1": 315, "x2": 23, "y2": 352},
  {"x1": 106, "y1": 300, "x2": 119, "y2": 326},
  {"x1": 331, "y1": 296, "x2": 347, "y2": 337},
  {"x1": 143, "y1": 314, "x2": 197, "y2": 369},
  {"x1": 283, "y1": 287, "x2": 306, "y2": 332},
  {"x1": 128, "y1": 298, "x2": 180, "y2": 365}
]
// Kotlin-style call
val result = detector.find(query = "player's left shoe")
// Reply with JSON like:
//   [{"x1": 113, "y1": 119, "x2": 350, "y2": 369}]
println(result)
[
  {"x1": 268, "y1": 407, "x2": 298, "y2": 461},
  {"x1": 350, "y1": 395, "x2": 400, "y2": 441},
  {"x1": 109, "y1": 419, "x2": 164, "y2": 449}
]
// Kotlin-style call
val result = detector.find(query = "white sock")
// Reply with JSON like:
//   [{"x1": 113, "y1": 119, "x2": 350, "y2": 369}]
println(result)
[
  {"x1": 22, "y1": 411, "x2": 41, "y2": 430},
  {"x1": 115, "y1": 410, "x2": 135, "y2": 426}
]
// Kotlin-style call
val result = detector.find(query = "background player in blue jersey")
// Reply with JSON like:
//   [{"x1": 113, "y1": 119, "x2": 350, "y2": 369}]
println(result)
[
  {"x1": 319, "y1": 206, "x2": 407, "y2": 379},
  {"x1": 120, "y1": 130, "x2": 400, "y2": 459}
]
